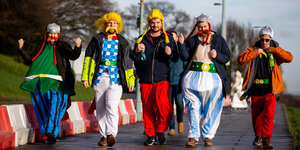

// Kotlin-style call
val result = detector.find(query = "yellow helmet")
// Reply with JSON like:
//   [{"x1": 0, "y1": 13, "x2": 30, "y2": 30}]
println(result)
[
  {"x1": 136, "y1": 9, "x2": 170, "y2": 44},
  {"x1": 95, "y1": 12, "x2": 124, "y2": 33}
]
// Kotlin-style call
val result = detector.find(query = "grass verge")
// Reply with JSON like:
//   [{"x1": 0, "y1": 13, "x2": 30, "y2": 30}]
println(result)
[
  {"x1": 0, "y1": 53, "x2": 94, "y2": 105},
  {"x1": 285, "y1": 106, "x2": 300, "y2": 150}
]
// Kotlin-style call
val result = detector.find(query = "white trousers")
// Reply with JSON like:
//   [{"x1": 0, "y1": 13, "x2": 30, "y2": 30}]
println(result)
[
  {"x1": 183, "y1": 71, "x2": 224, "y2": 140},
  {"x1": 93, "y1": 72, "x2": 122, "y2": 137}
]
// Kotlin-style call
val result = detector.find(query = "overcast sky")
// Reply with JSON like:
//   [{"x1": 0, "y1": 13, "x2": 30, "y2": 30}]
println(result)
[{"x1": 113, "y1": 0, "x2": 300, "y2": 95}]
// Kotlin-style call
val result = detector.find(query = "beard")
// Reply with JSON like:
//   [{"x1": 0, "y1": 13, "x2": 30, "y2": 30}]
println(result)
[
  {"x1": 108, "y1": 28, "x2": 116, "y2": 34},
  {"x1": 151, "y1": 27, "x2": 161, "y2": 33}
]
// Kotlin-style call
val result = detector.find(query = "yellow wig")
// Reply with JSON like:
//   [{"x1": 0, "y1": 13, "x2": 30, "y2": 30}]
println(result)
[
  {"x1": 136, "y1": 9, "x2": 170, "y2": 44},
  {"x1": 95, "y1": 12, "x2": 124, "y2": 33}
]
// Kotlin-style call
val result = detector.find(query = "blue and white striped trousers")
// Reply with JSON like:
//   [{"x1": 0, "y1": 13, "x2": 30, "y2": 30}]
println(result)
[
  {"x1": 30, "y1": 85, "x2": 68, "y2": 138},
  {"x1": 182, "y1": 70, "x2": 224, "y2": 140}
]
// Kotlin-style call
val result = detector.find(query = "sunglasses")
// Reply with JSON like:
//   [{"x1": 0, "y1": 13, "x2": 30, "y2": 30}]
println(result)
[{"x1": 260, "y1": 38, "x2": 271, "y2": 42}]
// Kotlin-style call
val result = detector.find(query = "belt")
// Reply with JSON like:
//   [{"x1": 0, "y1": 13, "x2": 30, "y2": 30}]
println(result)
[
  {"x1": 24, "y1": 74, "x2": 63, "y2": 81},
  {"x1": 100, "y1": 60, "x2": 117, "y2": 66},
  {"x1": 253, "y1": 79, "x2": 270, "y2": 84},
  {"x1": 189, "y1": 62, "x2": 216, "y2": 73}
]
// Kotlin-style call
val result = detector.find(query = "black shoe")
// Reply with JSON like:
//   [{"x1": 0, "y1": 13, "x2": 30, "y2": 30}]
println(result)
[
  {"x1": 263, "y1": 138, "x2": 273, "y2": 149},
  {"x1": 46, "y1": 133, "x2": 56, "y2": 144},
  {"x1": 144, "y1": 135, "x2": 155, "y2": 146},
  {"x1": 156, "y1": 132, "x2": 166, "y2": 145}
]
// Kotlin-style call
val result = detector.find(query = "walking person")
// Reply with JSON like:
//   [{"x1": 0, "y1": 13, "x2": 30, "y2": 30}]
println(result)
[
  {"x1": 178, "y1": 13, "x2": 230, "y2": 147},
  {"x1": 238, "y1": 26, "x2": 293, "y2": 149},
  {"x1": 131, "y1": 9, "x2": 179, "y2": 146},
  {"x1": 81, "y1": 12, "x2": 135, "y2": 147},
  {"x1": 167, "y1": 30, "x2": 185, "y2": 136},
  {"x1": 18, "y1": 23, "x2": 82, "y2": 144}
]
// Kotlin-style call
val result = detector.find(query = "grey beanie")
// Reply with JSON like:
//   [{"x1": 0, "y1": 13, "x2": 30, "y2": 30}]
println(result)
[
  {"x1": 259, "y1": 26, "x2": 273, "y2": 38},
  {"x1": 47, "y1": 23, "x2": 61, "y2": 33}
]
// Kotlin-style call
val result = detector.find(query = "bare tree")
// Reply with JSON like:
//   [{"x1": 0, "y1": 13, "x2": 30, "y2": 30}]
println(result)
[
  {"x1": 121, "y1": 1, "x2": 191, "y2": 45},
  {"x1": 215, "y1": 20, "x2": 257, "y2": 89},
  {"x1": 0, "y1": 0, "x2": 54, "y2": 55},
  {"x1": 51, "y1": 0, "x2": 114, "y2": 46}
]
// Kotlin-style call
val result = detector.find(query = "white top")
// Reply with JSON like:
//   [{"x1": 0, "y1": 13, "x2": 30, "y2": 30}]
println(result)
[{"x1": 193, "y1": 43, "x2": 213, "y2": 63}]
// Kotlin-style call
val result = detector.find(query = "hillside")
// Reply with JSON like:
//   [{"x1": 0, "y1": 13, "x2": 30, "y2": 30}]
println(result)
[{"x1": 0, "y1": 54, "x2": 94, "y2": 105}]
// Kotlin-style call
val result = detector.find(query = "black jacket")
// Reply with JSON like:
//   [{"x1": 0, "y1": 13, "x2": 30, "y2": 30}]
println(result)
[
  {"x1": 18, "y1": 39, "x2": 81, "y2": 94},
  {"x1": 131, "y1": 32, "x2": 179, "y2": 84},
  {"x1": 84, "y1": 32, "x2": 134, "y2": 92}
]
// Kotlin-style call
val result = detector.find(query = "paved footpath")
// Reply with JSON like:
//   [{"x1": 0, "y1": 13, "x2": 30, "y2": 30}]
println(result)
[{"x1": 16, "y1": 103, "x2": 294, "y2": 150}]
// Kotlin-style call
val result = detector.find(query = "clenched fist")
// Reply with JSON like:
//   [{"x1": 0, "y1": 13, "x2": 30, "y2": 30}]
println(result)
[
  {"x1": 165, "y1": 46, "x2": 172, "y2": 55},
  {"x1": 18, "y1": 38, "x2": 25, "y2": 49},
  {"x1": 210, "y1": 49, "x2": 217, "y2": 59},
  {"x1": 136, "y1": 43, "x2": 145, "y2": 53},
  {"x1": 75, "y1": 38, "x2": 82, "y2": 48}
]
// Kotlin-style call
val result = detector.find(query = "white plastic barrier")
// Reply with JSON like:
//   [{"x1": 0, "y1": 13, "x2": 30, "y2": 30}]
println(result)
[
  {"x1": 67, "y1": 102, "x2": 85, "y2": 134},
  {"x1": 118, "y1": 101, "x2": 129, "y2": 125},
  {"x1": 5, "y1": 104, "x2": 33, "y2": 146}
]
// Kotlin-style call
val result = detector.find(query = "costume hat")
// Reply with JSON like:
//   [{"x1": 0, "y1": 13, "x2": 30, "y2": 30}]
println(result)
[
  {"x1": 47, "y1": 23, "x2": 60, "y2": 33},
  {"x1": 136, "y1": 9, "x2": 169, "y2": 44},
  {"x1": 95, "y1": 12, "x2": 124, "y2": 33}
]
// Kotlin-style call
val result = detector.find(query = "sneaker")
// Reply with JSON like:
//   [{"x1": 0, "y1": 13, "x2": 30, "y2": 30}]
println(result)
[
  {"x1": 262, "y1": 138, "x2": 273, "y2": 149},
  {"x1": 107, "y1": 134, "x2": 116, "y2": 147},
  {"x1": 252, "y1": 136, "x2": 262, "y2": 147},
  {"x1": 156, "y1": 132, "x2": 166, "y2": 145},
  {"x1": 144, "y1": 135, "x2": 155, "y2": 146},
  {"x1": 185, "y1": 138, "x2": 198, "y2": 147},
  {"x1": 46, "y1": 133, "x2": 56, "y2": 144},
  {"x1": 203, "y1": 138, "x2": 213, "y2": 147},
  {"x1": 178, "y1": 122, "x2": 184, "y2": 133},
  {"x1": 168, "y1": 129, "x2": 175, "y2": 136},
  {"x1": 98, "y1": 136, "x2": 107, "y2": 146}
]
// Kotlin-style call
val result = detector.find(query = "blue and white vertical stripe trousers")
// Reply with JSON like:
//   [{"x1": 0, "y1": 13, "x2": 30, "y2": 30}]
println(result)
[
  {"x1": 182, "y1": 70, "x2": 224, "y2": 140},
  {"x1": 30, "y1": 86, "x2": 68, "y2": 138}
]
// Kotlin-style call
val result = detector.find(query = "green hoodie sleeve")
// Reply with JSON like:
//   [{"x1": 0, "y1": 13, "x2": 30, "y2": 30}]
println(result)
[
  {"x1": 81, "y1": 56, "x2": 96, "y2": 87},
  {"x1": 125, "y1": 68, "x2": 135, "y2": 87}
]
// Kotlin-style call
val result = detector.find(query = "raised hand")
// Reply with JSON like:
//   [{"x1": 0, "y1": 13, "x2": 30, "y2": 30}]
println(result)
[
  {"x1": 18, "y1": 38, "x2": 25, "y2": 49},
  {"x1": 179, "y1": 33, "x2": 185, "y2": 44},
  {"x1": 75, "y1": 38, "x2": 82, "y2": 47}
]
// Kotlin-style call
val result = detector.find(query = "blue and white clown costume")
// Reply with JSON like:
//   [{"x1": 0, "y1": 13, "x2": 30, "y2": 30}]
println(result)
[
  {"x1": 179, "y1": 14, "x2": 230, "y2": 146},
  {"x1": 81, "y1": 12, "x2": 135, "y2": 147},
  {"x1": 93, "y1": 35, "x2": 123, "y2": 139},
  {"x1": 94, "y1": 36, "x2": 120, "y2": 85}
]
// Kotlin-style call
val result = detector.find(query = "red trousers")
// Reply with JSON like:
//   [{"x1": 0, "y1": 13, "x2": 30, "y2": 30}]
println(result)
[
  {"x1": 251, "y1": 94, "x2": 276, "y2": 141},
  {"x1": 140, "y1": 81, "x2": 173, "y2": 137}
]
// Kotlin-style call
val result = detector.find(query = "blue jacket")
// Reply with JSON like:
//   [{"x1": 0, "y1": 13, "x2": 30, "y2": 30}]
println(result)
[
  {"x1": 179, "y1": 32, "x2": 230, "y2": 96},
  {"x1": 131, "y1": 32, "x2": 179, "y2": 84},
  {"x1": 169, "y1": 43, "x2": 187, "y2": 85}
]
